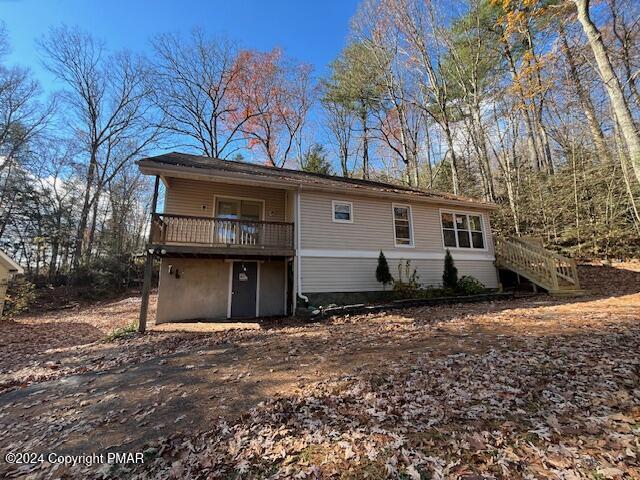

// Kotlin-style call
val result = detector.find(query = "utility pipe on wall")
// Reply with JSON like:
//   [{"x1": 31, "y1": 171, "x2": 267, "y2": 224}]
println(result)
[{"x1": 295, "y1": 188, "x2": 309, "y2": 306}]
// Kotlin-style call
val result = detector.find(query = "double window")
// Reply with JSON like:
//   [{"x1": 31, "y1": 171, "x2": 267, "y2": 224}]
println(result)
[
  {"x1": 393, "y1": 204, "x2": 413, "y2": 246},
  {"x1": 441, "y1": 212, "x2": 484, "y2": 249}
]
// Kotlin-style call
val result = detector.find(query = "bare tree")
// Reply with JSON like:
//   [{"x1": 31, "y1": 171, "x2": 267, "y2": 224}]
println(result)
[
  {"x1": 353, "y1": 0, "x2": 425, "y2": 187},
  {"x1": 150, "y1": 30, "x2": 255, "y2": 158},
  {"x1": 387, "y1": 0, "x2": 462, "y2": 194},
  {"x1": 322, "y1": 99, "x2": 356, "y2": 177},
  {"x1": 0, "y1": 23, "x2": 53, "y2": 174},
  {"x1": 39, "y1": 26, "x2": 161, "y2": 268}
]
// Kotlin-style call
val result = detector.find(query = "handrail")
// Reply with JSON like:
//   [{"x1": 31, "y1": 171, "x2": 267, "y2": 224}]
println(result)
[
  {"x1": 150, "y1": 213, "x2": 294, "y2": 250},
  {"x1": 495, "y1": 236, "x2": 580, "y2": 291},
  {"x1": 157, "y1": 213, "x2": 294, "y2": 226},
  {"x1": 510, "y1": 237, "x2": 580, "y2": 286}
]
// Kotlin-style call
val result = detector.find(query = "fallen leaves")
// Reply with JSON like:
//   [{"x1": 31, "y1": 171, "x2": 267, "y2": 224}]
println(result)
[{"x1": 0, "y1": 263, "x2": 639, "y2": 478}]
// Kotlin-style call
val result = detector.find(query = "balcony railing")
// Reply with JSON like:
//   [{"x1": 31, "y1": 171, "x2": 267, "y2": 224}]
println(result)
[{"x1": 150, "y1": 213, "x2": 294, "y2": 251}]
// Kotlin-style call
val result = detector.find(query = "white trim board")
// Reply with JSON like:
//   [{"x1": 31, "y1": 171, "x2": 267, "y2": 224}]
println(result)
[
  {"x1": 299, "y1": 249, "x2": 495, "y2": 262},
  {"x1": 0, "y1": 250, "x2": 23, "y2": 273}
]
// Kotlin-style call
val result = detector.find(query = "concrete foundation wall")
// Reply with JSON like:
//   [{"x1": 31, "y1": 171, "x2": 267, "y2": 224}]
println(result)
[
  {"x1": 156, "y1": 258, "x2": 287, "y2": 323},
  {"x1": 156, "y1": 258, "x2": 229, "y2": 323}
]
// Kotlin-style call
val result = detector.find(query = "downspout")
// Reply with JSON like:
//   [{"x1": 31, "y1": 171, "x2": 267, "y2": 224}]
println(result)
[{"x1": 295, "y1": 187, "x2": 309, "y2": 305}]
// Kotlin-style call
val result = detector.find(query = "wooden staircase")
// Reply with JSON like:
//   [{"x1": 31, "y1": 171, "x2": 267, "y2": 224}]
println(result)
[{"x1": 494, "y1": 237, "x2": 586, "y2": 296}]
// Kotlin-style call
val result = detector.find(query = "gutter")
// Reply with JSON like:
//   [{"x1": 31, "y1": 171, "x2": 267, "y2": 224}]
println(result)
[{"x1": 295, "y1": 187, "x2": 309, "y2": 306}]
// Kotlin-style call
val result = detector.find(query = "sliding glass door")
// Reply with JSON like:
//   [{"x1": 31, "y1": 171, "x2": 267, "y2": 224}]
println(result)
[{"x1": 215, "y1": 198, "x2": 263, "y2": 245}]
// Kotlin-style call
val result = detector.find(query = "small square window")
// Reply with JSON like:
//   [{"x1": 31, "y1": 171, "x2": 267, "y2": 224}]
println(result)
[{"x1": 332, "y1": 201, "x2": 353, "y2": 223}]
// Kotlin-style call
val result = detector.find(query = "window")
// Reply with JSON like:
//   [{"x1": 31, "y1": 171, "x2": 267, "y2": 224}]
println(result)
[
  {"x1": 441, "y1": 211, "x2": 484, "y2": 249},
  {"x1": 393, "y1": 204, "x2": 413, "y2": 246},
  {"x1": 332, "y1": 201, "x2": 353, "y2": 223}
]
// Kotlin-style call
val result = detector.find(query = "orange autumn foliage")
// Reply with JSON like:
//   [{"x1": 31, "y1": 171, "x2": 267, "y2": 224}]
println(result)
[{"x1": 226, "y1": 48, "x2": 313, "y2": 167}]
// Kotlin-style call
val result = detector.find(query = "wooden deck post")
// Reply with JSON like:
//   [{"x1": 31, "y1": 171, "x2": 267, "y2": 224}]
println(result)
[
  {"x1": 138, "y1": 252, "x2": 153, "y2": 333},
  {"x1": 570, "y1": 259, "x2": 581, "y2": 289},
  {"x1": 139, "y1": 176, "x2": 160, "y2": 333}
]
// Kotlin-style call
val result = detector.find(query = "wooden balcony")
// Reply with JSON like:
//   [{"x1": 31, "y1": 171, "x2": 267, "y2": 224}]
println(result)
[{"x1": 149, "y1": 213, "x2": 295, "y2": 257}]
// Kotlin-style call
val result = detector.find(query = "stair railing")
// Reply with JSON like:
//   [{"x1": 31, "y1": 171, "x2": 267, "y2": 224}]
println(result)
[{"x1": 494, "y1": 236, "x2": 580, "y2": 291}]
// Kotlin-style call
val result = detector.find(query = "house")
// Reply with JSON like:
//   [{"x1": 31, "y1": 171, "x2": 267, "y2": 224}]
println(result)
[
  {"x1": 0, "y1": 250, "x2": 24, "y2": 318},
  {"x1": 136, "y1": 152, "x2": 506, "y2": 327}
]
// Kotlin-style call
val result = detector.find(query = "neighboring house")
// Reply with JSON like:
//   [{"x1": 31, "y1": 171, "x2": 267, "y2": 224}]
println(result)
[
  {"x1": 0, "y1": 250, "x2": 24, "y2": 318},
  {"x1": 137, "y1": 152, "x2": 502, "y2": 325}
]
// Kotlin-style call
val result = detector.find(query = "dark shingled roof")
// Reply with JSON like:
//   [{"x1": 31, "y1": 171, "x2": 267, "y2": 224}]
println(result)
[{"x1": 138, "y1": 151, "x2": 494, "y2": 208}]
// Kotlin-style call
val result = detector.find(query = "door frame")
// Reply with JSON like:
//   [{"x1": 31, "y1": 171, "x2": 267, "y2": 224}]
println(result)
[{"x1": 227, "y1": 260, "x2": 261, "y2": 319}]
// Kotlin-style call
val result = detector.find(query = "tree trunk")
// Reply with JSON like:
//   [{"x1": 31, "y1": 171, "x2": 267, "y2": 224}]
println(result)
[
  {"x1": 442, "y1": 123, "x2": 460, "y2": 195},
  {"x1": 49, "y1": 213, "x2": 62, "y2": 281},
  {"x1": 472, "y1": 105, "x2": 495, "y2": 201},
  {"x1": 575, "y1": 0, "x2": 640, "y2": 183},
  {"x1": 537, "y1": 122, "x2": 554, "y2": 174},
  {"x1": 501, "y1": 37, "x2": 542, "y2": 171},
  {"x1": 86, "y1": 182, "x2": 103, "y2": 260},
  {"x1": 559, "y1": 23, "x2": 609, "y2": 162},
  {"x1": 612, "y1": 109, "x2": 640, "y2": 231},
  {"x1": 341, "y1": 145, "x2": 349, "y2": 177},
  {"x1": 73, "y1": 148, "x2": 98, "y2": 270},
  {"x1": 361, "y1": 107, "x2": 370, "y2": 180}
]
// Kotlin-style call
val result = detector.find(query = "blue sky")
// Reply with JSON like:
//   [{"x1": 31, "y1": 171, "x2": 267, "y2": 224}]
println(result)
[{"x1": 2, "y1": 0, "x2": 359, "y2": 94}]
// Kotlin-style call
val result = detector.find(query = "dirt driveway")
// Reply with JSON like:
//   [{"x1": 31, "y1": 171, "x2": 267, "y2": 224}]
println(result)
[{"x1": 0, "y1": 263, "x2": 639, "y2": 478}]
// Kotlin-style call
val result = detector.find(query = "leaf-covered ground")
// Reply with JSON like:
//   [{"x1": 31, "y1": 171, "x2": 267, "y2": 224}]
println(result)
[{"x1": 1, "y1": 262, "x2": 639, "y2": 479}]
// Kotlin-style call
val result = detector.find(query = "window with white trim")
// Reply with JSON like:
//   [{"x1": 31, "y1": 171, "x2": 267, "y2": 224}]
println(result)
[
  {"x1": 332, "y1": 201, "x2": 353, "y2": 223},
  {"x1": 441, "y1": 212, "x2": 484, "y2": 249},
  {"x1": 393, "y1": 204, "x2": 413, "y2": 246}
]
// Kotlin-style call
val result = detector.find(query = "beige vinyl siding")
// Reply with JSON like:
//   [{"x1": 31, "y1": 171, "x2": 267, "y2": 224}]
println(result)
[
  {"x1": 301, "y1": 257, "x2": 499, "y2": 293},
  {"x1": 299, "y1": 190, "x2": 494, "y2": 255},
  {"x1": 164, "y1": 177, "x2": 287, "y2": 221}
]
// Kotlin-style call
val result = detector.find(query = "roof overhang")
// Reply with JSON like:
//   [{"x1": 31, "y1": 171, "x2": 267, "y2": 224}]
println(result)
[
  {"x1": 0, "y1": 250, "x2": 23, "y2": 274},
  {"x1": 137, "y1": 159, "x2": 499, "y2": 212}
]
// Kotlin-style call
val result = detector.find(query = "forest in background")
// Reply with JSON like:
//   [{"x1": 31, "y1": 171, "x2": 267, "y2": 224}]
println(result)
[{"x1": 0, "y1": 0, "x2": 639, "y2": 293}]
